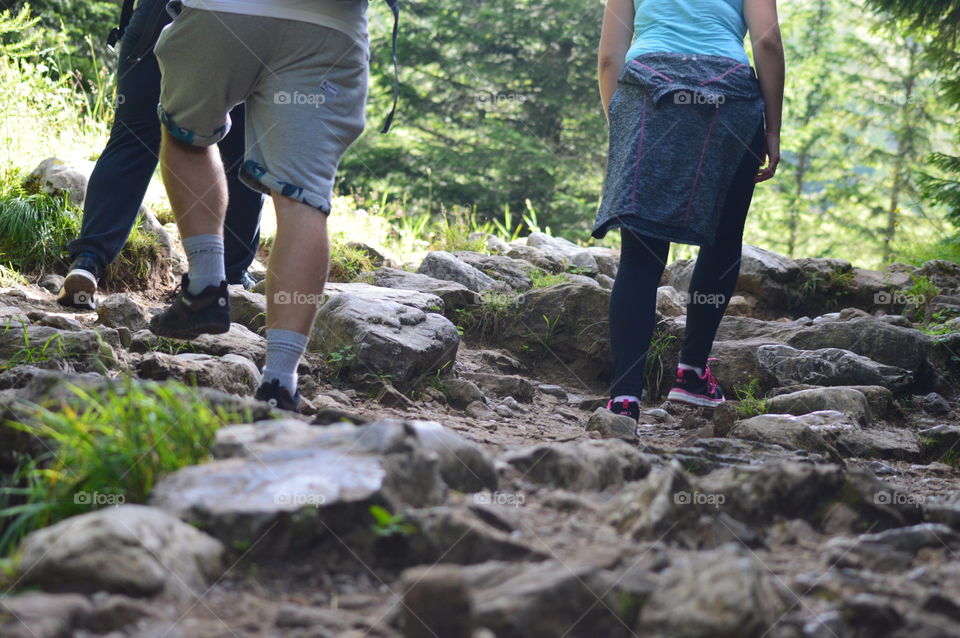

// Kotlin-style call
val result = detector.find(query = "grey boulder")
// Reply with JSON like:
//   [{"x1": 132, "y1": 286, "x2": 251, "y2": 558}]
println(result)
[{"x1": 14, "y1": 505, "x2": 224, "y2": 601}]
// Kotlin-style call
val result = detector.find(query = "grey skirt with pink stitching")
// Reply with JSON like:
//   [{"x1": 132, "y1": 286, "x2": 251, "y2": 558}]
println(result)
[{"x1": 593, "y1": 52, "x2": 764, "y2": 246}]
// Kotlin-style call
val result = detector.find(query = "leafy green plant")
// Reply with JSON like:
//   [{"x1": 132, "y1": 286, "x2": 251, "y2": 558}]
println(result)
[
  {"x1": 148, "y1": 336, "x2": 202, "y2": 355},
  {"x1": 369, "y1": 505, "x2": 416, "y2": 537},
  {"x1": 0, "y1": 379, "x2": 251, "y2": 555},
  {"x1": 324, "y1": 345, "x2": 356, "y2": 379},
  {"x1": 529, "y1": 268, "x2": 567, "y2": 289},
  {"x1": 428, "y1": 207, "x2": 491, "y2": 253},
  {"x1": 0, "y1": 324, "x2": 65, "y2": 372},
  {"x1": 541, "y1": 313, "x2": 561, "y2": 346},
  {"x1": 0, "y1": 186, "x2": 80, "y2": 275},
  {"x1": 800, "y1": 267, "x2": 853, "y2": 310},
  {"x1": 329, "y1": 241, "x2": 377, "y2": 283},
  {"x1": 0, "y1": 263, "x2": 26, "y2": 286},
  {"x1": 903, "y1": 274, "x2": 941, "y2": 324},
  {"x1": 643, "y1": 333, "x2": 676, "y2": 401},
  {"x1": 733, "y1": 378, "x2": 768, "y2": 418},
  {"x1": 456, "y1": 290, "x2": 518, "y2": 341},
  {"x1": 490, "y1": 203, "x2": 524, "y2": 243}
]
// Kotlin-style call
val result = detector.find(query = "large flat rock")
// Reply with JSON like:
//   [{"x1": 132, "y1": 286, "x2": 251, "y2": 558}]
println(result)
[{"x1": 150, "y1": 420, "x2": 461, "y2": 552}]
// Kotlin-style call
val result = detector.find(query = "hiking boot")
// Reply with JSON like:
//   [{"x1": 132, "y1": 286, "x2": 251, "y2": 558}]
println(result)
[
  {"x1": 148, "y1": 274, "x2": 230, "y2": 339},
  {"x1": 57, "y1": 254, "x2": 102, "y2": 310},
  {"x1": 255, "y1": 378, "x2": 301, "y2": 412},
  {"x1": 607, "y1": 398, "x2": 640, "y2": 422},
  {"x1": 667, "y1": 358, "x2": 725, "y2": 407}
]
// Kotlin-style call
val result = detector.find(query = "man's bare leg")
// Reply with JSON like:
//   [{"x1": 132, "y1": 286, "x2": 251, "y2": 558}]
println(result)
[
  {"x1": 259, "y1": 193, "x2": 330, "y2": 400},
  {"x1": 149, "y1": 130, "x2": 232, "y2": 339},
  {"x1": 160, "y1": 129, "x2": 228, "y2": 294}
]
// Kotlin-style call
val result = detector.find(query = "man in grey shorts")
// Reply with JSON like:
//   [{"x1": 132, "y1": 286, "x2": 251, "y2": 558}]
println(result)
[{"x1": 149, "y1": 0, "x2": 369, "y2": 411}]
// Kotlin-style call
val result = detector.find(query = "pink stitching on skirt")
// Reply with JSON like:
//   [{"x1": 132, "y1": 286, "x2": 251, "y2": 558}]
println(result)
[
  {"x1": 630, "y1": 90, "x2": 649, "y2": 216},
  {"x1": 684, "y1": 105, "x2": 721, "y2": 226}
]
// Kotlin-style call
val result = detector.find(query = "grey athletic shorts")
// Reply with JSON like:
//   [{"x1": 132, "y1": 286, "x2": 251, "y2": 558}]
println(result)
[{"x1": 154, "y1": 7, "x2": 368, "y2": 213}]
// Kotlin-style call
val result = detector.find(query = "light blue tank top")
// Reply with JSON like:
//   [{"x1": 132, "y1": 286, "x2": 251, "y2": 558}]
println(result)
[{"x1": 626, "y1": 0, "x2": 749, "y2": 66}]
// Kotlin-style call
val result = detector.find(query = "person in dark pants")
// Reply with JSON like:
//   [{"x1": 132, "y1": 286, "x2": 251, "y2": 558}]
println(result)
[
  {"x1": 594, "y1": 0, "x2": 784, "y2": 421},
  {"x1": 57, "y1": 0, "x2": 263, "y2": 310}
]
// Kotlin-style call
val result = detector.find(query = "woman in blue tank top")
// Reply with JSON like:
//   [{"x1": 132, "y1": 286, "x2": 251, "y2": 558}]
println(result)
[{"x1": 594, "y1": 0, "x2": 784, "y2": 419}]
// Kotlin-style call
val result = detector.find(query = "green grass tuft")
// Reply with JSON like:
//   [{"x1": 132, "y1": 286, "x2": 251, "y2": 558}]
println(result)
[
  {"x1": 0, "y1": 378, "x2": 251, "y2": 556},
  {"x1": 734, "y1": 378, "x2": 768, "y2": 418}
]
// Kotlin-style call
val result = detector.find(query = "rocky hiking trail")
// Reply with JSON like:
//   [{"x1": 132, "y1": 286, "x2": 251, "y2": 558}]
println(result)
[{"x1": 2, "y1": 234, "x2": 960, "y2": 638}]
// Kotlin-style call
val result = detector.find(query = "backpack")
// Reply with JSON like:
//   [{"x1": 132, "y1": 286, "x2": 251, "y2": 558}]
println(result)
[{"x1": 107, "y1": 0, "x2": 400, "y2": 133}]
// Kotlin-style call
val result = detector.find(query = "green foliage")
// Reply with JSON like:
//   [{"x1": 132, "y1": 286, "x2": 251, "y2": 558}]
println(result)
[
  {"x1": 0, "y1": 323, "x2": 65, "y2": 372},
  {"x1": 329, "y1": 240, "x2": 376, "y2": 283},
  {"x1": 0, "y1": 263, "x2": 25, "y2": 286},
  {"x1": 0, "y1": 171, "x2": 167, "y2": 285},
  {"x1": 529, "y1": 269, "x2": 567, "y2": 289},
  {"x1": 0, "y1": 8, "x2": 110, "y2": 169},
  {"x1": 734, "y1": 378, "x2": 768, "y2": 418},
  {"x1": 799, "y1": 267, "x2": 854, "y2": 311},
  {"x1": 541, "y1": 313, "x2": 560, "y2": 346},
  {"x1": 864, "y1": 0, "x2": 960, "y2": 239},
  {"x1": 890, "y1": 235, "x2": 960, "y2": 266},
  {"x1": 428, "y1": 208, "x2": 491, "y2": 254},
  {"x1": 0, "y1": 176, "x2": 80, "y2": 274},
  {"x1": 0, "y1": 379, "x2": 251, "y2": 556},
  {"x1": 147, "y1": 336, "x2": 202, "y2": 355},
  {"x1": 644, "y1": 333, "x2": 676, "y2": 401},
  {"x1": 369, "y1": 505, "x2": 416, "y2": 537},
  {"x1": 919, "y1": 152, "x2": 960, "y2": 227},
  {"x1": 1, "y1": 2, "x2": 118, "y2": 90},
  {"x1": 455, "y1": 290, "x2": 518, "y2": 341},
  {"x1": 919, "y1": 307, "x2": 960, "y2": 336},
  {"x1": 341, "y1": 0, "x2": 605, "y2": 235},
  {"x1": 323, "y1": 345, "x2": 356, "y2": 380},
  {"x1": 903, "y1": 274, "x2": 940, "y2": 323}
]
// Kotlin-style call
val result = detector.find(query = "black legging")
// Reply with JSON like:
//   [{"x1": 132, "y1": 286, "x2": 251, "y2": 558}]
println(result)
[{"x1": 608, "y1": 125, "x2": 764, "y2": 398}]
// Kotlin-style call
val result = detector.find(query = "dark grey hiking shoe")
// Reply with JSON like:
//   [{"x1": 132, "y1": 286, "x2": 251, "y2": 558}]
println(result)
[
  {"x1": 148, "y1": 274, "x2": 230, "y2": 339},
  {"x1": 57, "y1": 254, "x2": 102, "y2": 311},
  {"x1": 255, "y1": 379, "x2": 301, "y2": 412}
]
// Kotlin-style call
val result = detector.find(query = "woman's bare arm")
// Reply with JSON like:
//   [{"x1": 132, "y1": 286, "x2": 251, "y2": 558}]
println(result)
[
  {"x1": 744, "y1": 0, "x2": 784, "y2": 182},
  {"x1": 598, "y1": 0, "x2": 635, "y2": 122}
]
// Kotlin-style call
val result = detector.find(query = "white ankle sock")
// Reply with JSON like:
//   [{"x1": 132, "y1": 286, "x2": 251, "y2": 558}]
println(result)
[
  {"x1": 262, "y1": 329, "x2": 309, "y2": 393},
  {"x1": 182, "y1": 234, "x2": 225, "y2": 295},
  {"x1": 613, "y1": 395, "x2": 640, "y2": 404}
]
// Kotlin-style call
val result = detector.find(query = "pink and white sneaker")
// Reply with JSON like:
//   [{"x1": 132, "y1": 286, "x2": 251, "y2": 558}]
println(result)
[{"x1": 667, "y1": 358, "x2": 726, "y2": 407}]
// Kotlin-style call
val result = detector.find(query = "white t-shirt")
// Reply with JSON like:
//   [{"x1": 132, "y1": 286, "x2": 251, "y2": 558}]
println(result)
[{"x1": 181, "y1": 0, "x2": 369, "y2": 51}]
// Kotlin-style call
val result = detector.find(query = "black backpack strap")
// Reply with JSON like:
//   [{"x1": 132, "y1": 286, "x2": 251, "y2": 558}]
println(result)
[
  {"x1": 106, "y1": 0, "x2": 137, "y2": 48},
  {"x1": 380, "y1": 0, "x2": 400, "y2": 133}
]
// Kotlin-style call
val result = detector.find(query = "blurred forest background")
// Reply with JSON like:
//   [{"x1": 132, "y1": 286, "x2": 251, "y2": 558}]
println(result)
[{"x1": 0, "y1": 0, "x2": 958, "y2": 270}]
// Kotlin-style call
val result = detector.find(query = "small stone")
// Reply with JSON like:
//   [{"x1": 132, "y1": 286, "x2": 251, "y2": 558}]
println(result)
[
  {"x1": 418, "y1": 251, "x2": 502, "y2": 293},
  {"x1": 920, "y1": 392, "x2": 951, "y2": 415},
  {"x1": 643, "y1": 408, "x2": 671, "y2": 422},
  {"x1": 494, "y1": 404, "x2": 513, "y2": 417},
  {"x1": 0, "y1": 592, "x2": 92, "y2": 638},
  {"x1": 444, "y1": 379, "x2": 485, "y2": 409},
  {"x1": 538, "y1": 384, "x2": 567, "y2": 399},
  {"x1": 501, "y1": 396, "x2": 521, "y2": 411},
  {"x1": 466, "y1": 400, "x2": 498, "y2": 420},
  {"x1": 585, "y1": 407, "x2": 637, "y2": 441},
  {"x1": 39, "y1": 273, "x2": 64, "y2": 294},
  {"x1": 96, "y1": 293, "x2": 148, "y2": 331},
  {"x1": 400, "y1": 565, "x2": 474, "y2": 638}
]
